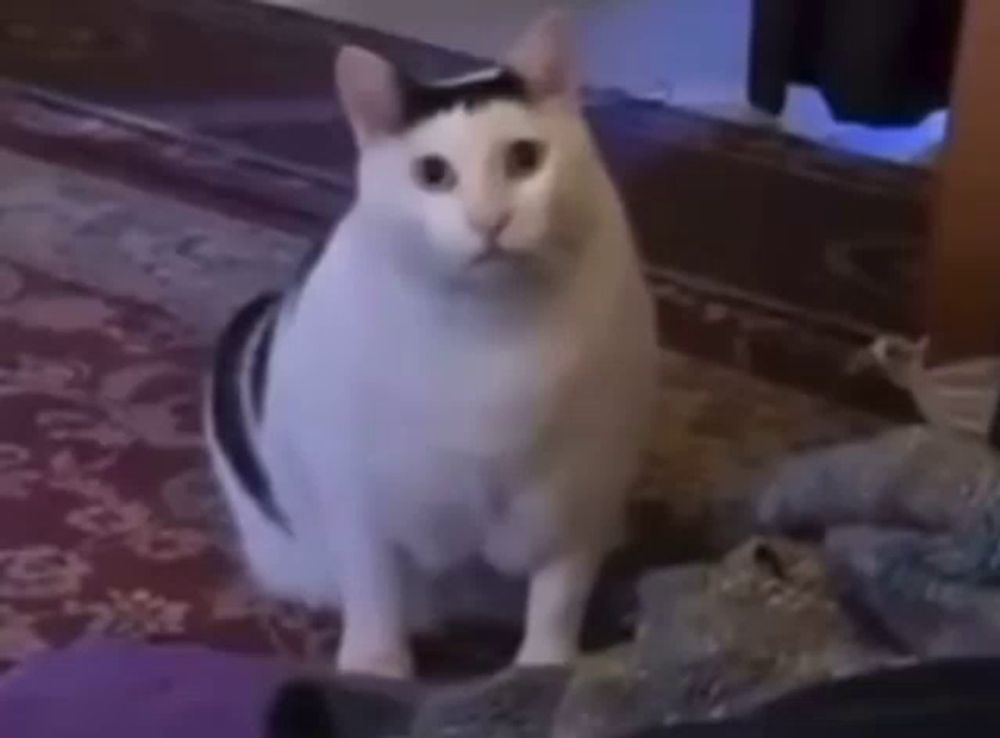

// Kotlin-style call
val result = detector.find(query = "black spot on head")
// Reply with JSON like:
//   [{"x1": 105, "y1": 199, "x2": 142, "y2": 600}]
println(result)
[
  {"x1": 268, "y1": 680, "x2": 337, "y2": 738},
  {"x1": 400, "y1": 67, "x2": 529, "y2": 127}
]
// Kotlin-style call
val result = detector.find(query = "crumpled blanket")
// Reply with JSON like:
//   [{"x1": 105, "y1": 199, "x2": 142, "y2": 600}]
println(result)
[
  {"x1": 268, "y1": 537, "x2": 899, "y2": 738},
  {"x1": 759, "y1": 425, "x2": 1000, "y2": 656}
]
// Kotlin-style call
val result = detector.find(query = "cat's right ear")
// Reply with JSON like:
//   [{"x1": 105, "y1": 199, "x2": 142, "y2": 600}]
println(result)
[
  {"x1": 335, "y1": 46, "x2": 405, "y2": 144},
  {"x1": 507, "y1": 10, "x2": 580, "y2": 105}
]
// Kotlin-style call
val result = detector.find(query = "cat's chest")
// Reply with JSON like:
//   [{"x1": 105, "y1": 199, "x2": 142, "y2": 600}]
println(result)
[
  {"x1": 363, "y1": 333, "x2": 557, "y2": 450},
  {"x1": 368, "y1": 434, "x2": 518, "y2": 564}
]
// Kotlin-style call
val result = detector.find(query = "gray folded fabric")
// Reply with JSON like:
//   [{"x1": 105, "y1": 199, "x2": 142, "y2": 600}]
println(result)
[
  {"x1": 826, "y1": 525, "x2": 1000, "y2": 657},
  {"x1": 757, "y1": 426, "x2": 1000, "y2": 536},
  {"x1": 758, "y1": 425, "x2": 1000, "y2": 659}
]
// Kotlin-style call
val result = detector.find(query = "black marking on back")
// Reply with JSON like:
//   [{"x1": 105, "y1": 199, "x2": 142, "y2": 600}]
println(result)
[
  {"x1": 210, "y1": 292, "x2": 291, "y2": 532},
  {"x1": 250, "y1": 312, "x2": 277, "y2": 421},
  {"x1": 292, "y1": 240, "x2": 324, "y2": 286},
  {"x1": 246, "y1": 239, "x2": 326, "y2": 420},
  {"x1": 401, "y1": 67, "x2": 528, "y2": 127}
]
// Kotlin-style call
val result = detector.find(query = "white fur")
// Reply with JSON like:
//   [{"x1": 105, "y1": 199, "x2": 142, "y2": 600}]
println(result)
[{"x1": 210, "y1": 13, "x2": 658, "y2": 679}]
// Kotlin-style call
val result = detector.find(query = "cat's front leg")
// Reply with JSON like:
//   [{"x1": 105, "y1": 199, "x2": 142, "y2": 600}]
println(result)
[
  {"x1": 333, "y1": 523, "x2": 413, "y2": 679},
  {"x1": 514, "y1": 549, "x2": 599, "y2": 667}
]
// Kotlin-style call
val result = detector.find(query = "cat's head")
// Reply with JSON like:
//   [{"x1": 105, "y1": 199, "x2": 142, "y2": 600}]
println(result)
[{"x1": 335, "y1": 11, "x2": 604, "y2": 287}]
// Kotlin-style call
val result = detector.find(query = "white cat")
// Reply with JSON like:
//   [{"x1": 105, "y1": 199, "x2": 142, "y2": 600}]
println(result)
[{"x1": 204, "y1": 11, "x2": 658, "y2": 679}]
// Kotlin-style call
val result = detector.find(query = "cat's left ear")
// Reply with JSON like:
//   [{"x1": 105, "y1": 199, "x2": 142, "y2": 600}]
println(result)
[
  {"x1": 507, "y1": 10, "x2": 580, "y2": 105},
  {"x1": 335, "y1": 45, "x2": 405, "y2": 144}
]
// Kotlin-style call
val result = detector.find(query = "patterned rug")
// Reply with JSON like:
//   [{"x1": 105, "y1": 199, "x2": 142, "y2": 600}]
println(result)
[{"x1": 0, "y1": 149, "x2": 884, "y2": 676}]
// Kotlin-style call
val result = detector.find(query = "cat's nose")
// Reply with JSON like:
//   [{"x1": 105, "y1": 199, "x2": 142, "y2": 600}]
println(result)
[{"x1": 469, "y1": 210, "x2": 511, "y2": 240}]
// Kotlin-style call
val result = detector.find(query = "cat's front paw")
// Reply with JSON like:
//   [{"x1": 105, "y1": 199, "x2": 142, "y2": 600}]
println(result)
[{"x1": 336, "y1": 645, "x2": 414, "y2": 681}]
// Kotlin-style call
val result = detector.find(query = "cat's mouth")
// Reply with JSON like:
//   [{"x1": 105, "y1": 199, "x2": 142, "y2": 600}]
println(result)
[{"x1": 469, "y1": 240, "x2": 529, "y2": 268}]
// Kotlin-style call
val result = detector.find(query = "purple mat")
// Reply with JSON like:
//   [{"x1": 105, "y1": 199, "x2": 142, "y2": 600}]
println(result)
[{"x1": 0, "y1": 640, "x2": 294, "y2": 738}]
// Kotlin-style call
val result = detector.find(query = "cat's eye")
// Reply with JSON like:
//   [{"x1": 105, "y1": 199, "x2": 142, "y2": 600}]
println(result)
[
  {"x1": 505, "y1": 139, "x2": 546, "y2": 180},
  {"x1": 413, "y1": 154, "x2": 457, "y2": 192}
]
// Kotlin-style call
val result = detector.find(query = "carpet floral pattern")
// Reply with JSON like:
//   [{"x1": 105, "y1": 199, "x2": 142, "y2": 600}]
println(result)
[{"x1": 0, "y1": 257, "x2": 343, "y2": 671}]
